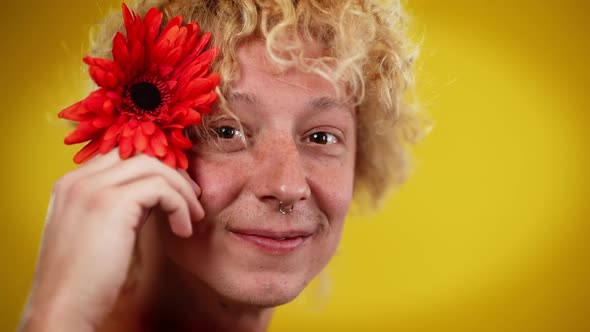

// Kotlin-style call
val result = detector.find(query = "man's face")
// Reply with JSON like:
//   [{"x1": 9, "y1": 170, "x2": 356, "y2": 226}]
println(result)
[{"x1": 158, "y1": 40, "x2": 356, "y2": 307}]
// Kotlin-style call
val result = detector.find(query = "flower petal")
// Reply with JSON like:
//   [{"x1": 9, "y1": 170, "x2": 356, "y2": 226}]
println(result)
[
  {"x1": 61, "y1": 5, "x2": 221, "y2": 169},
  {"x1": 100, "y1": 99, "x2": 115, "y2": 117},
  {"x1": 58, "y1": 102, "x2": 92, "y2": 121},
  {"x1": 163, "y1": 150, "x2": 176, "y2": 168},
  {"x1": 175, "y1": 148, "x2": 188, "y2": 170},
  {"x1": 82, "y1": 90, "x2": 109, "y2": 112},
  {"x1": 122, "y1": 3, "x2": 135, "y2": 33},
  {"x1": 64, "y1": 120, "x2": 104, "y2": 144},
  {"x1": 193, "y1": 32, "x2": 212, "y2": 57},
  {"x1": 182, "y1": 23, "x2": 199, "y2": 47},
  {"x1": 184, "y1": 109, "x2": 202, "y2": 125},
  {"x1": 140, "y1": 121, "x2": 156, "y2": 135},
  {"x1": 165, "y1": 107, "x2": 188, "y2": 125},
  {"x1": 150, "y1": 130, "x2": 169, "y2": 157},
  {"x1": 196, "y1": 47, "x2": 219, "y2": 65},
  {"x1": 172, "y1": 26, "x2": 188, "y2": 48},
  {"x1": 143, "y1": 143, "x2": 156, "y2": 158},
  {"x1": 73, "y1": 139, "x2": 101, "y2": 164},
  {"x1": 207, "y1": 73, "x2": 221, "y2": 87},
  {"x1": 89, "y1": 66, "x2": 118, "y2": 89},
  {"x1": 106, "y1": 90, "x2": 123, "y2": 104},
  {"x1": 144, "y1": 7, "x2": 163, "y2": 46},
  {"x1": 134, "y1": 130, "x2": 149, "y2": 152},
  {"x1": 128, "y1": 117, "x2": 140, "y2": 129},
  {"x1": 158, "y1": 16, "x2": 182, "y2": 45},
  {"x1": 159, "y1": 66, "x2": 174, "y2": 77},
  {"x1": 84, "y1": 57, "x2": 121, "y2": 77},
  {"x1": 162, "y1": 46, "x2": 183, "y2": 67},
  {"x1": 122, "y1": 123, "x2": 136, "y2": 138},
  {"x1": 129, "y1": 40, "x2": 144, "y2": 77},
  {"x1": 179, "y1": 28, "x2": 198, "y2": 60},
  {"x1": 170, "y1": 129, "x2": 192, "y2": 149},
  {"x1": 179, "y1": 78, "x2": 211, "y2": 101},
  {"x1": 103, "y1": 123, "x2": 122, "y2": 141},
  {"x1": 92, "y1": 116, "x2": 112, "y2": 128},
  {"x1": 189, "y1": 92, "x2": 218, "y2": 108},
  {"x1": 99, "y1": 137, "x2": 118, "y2": 155},
  {"x1": 167, "y1": 80, "x2": 178, "y2": 90},
  {"x1": 122, "y1": 3, "x2": 143, "y2": 49},
  {"x1": 112, "y1": 32, "x2": 129, "y2": 71},
  {"x1": 173, "y1": 61, "x2": 208, "y2": 87},
  {"x1": 119, "y1": 135, "x2": 135, "y2": 159}
]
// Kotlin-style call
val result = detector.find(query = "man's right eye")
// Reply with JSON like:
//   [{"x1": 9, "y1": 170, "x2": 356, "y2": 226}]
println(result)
[{"x1": 215, "y1": 126, "x2": 243, "y2": 139}]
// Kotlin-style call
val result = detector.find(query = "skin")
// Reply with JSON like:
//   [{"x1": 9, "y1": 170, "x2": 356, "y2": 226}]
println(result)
[{"x1": 19, "y1": 40, "x2": 356, "y2": 332}]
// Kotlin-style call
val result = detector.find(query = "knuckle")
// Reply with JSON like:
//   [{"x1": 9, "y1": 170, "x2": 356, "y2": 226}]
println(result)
[
  {"x1": 86, "y1": 189, "x2": 116, "y2": 212},
  {"x1": 51, "y1": 178, "x2": 64, "y2": 195},
  {"x1": 67, "y1": 178, "x2": 91, "y2": 198},
  {"x1": 193, "y1": 183, "x2": 202, "y2": 196},
  {"x1": 53, "y1": 173, "x2": 76, "y2": 194},
  {"x1": 137, "y1": 153, "x2": 158, "y2": 166},
  {"x1": 150, "y1": 176, "x2": 169, "y2": 190},
  {"x1": 133, "y1": 153, "x2": 150, "y2": 163},
  {"x1": 133, "y1": 154, "x2": 164, "y2": 173}
]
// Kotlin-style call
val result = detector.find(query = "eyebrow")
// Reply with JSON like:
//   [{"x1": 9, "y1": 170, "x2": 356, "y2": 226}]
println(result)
[
  {"x1": 226, "y1": 91, "x2": 261, "y2": 106},
  {"x1": 305, "y1": 96, "x2": 345, "y2": 111},
  {"x1": 226, "y1": 91, "x2": 347, "y2": 112}
]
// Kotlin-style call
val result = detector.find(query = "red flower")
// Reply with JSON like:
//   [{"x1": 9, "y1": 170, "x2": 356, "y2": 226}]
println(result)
[{"x1": 59, "y1": 4, "x2": 220, "y2": 169}]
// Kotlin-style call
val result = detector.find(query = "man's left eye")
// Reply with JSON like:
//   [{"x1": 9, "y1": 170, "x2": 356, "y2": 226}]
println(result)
[
  {"x1": 215, "y1": 126, "x2": 243, "y2": 139},
  {"x1": 305, "y1": 132, "x2": 338, "y2": 145}
]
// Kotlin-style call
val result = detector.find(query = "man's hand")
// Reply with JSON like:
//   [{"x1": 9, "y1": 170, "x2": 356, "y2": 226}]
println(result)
[{"x1": 18, "y1": 149, "x2": 204, "y2": 331}]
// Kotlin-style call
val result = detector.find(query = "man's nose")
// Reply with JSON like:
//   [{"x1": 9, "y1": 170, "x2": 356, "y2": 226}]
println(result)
[{"x1": 251, "y1": 134, "x2": 311, "y2": 206}]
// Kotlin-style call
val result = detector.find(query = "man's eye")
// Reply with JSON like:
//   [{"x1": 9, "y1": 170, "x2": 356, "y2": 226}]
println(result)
[
  {"x1": 306, "y1": 132, "x2": 338, "y2": 145},
  {"x1": 215, "y1": 126, "x2": 242, "y2": 139}
]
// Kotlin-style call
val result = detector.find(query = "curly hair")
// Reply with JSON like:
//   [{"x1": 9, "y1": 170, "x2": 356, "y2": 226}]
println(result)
[{"x1": 90, "y1": 0, "x2": 428, "y2": 204}]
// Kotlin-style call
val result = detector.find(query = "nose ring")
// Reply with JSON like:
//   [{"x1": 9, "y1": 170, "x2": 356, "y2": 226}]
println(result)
[{"x1": 278, "y1": 201, "x2": 294, "y2": 215}]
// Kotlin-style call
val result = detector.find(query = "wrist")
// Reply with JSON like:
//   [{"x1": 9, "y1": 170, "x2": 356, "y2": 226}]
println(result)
[{"x1": 19, "y1": 292, "x2": 96, "y2": 332}]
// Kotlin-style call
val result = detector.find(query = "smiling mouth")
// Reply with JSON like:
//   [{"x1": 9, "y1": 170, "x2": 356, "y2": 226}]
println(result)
[{"x1": 229, "y1": 230, "x2": 312, "y2": 254}]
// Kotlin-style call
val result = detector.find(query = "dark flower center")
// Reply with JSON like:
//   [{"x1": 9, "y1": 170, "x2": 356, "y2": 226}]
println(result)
[
  {"x1": 122, "y1": 75, "x2": 172, "y2": 120},
  {"x1": 130, "y1": 82, "x2": 161, "y2": 110}
]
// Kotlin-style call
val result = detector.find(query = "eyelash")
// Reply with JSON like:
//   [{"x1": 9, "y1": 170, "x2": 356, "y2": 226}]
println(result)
[
  {"x1": 214, "y1": 126, "x2": 244, "y2": 139},
  {"x1": 213, "y1": 125, "x2": 339, "y2": 146},
  {"x1": 304, "y1": 132, "x2": 338, "y2": 145}
]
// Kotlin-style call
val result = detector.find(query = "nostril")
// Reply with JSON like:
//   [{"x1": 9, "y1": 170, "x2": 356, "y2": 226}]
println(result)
[{"x1": 252, "y1": 149, "x2": 311, "y2": 205}]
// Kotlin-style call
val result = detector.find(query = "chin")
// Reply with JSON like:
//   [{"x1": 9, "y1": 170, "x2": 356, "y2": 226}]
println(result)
[
  {"x1": 160, "y1": 243, "x2": 315, "y2": 308},
  {"x1": 156, "y1": 215, "x2": 340, "y2": 309},
  {"x1": 185, "y1": 260, "x2": 313, "y2": 308},
  {"x1": 211, "y1": 271, "x2": 310, "y2": 308}
]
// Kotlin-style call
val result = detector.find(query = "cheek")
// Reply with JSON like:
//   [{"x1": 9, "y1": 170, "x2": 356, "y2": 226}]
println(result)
[
  {"x1": 306, "y1": 160, "x2": 355, "y2": 224},
  {"x1": 187, "y1": 154, "x2": 248, "y2": 215}
]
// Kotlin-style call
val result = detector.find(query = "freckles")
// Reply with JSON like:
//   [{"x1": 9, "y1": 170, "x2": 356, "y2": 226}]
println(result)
[
  {"x1": 311, "y1": 165, "x2": 354, "y2": 226},
  {"x1": 193, "y1": 155, "x2": 254, "y2": 215},
  {"x1": 312, "y1": 167, "x2": 353, "y2": 197}
]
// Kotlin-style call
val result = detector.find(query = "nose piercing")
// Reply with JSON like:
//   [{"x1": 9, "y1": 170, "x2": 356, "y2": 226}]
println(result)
[{"x1": 278, "y1": 201, "x2": 294, "y2": 215}]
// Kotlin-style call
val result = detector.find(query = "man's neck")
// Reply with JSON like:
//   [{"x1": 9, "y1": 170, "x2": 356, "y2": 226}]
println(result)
[{"x1": 146, "y1": 259, "x2": 274, "y2": 332}]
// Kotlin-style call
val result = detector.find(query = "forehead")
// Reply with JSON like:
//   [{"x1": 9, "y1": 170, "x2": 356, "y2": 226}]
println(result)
[
  {"x1": 230, "y1": 40, "x2": 344, "y2": 100},
  {"x1": 235, "y1": 38, "x2": 327, "y2": 70}
]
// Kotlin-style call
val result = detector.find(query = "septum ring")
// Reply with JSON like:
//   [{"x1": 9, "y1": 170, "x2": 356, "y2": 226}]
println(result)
[{"x1": 278, "y1": 201, "x2": 294, "y2": 215}]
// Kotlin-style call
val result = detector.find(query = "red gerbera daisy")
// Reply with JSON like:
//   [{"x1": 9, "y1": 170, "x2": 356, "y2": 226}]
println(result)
[{"x1": 59, "y1": 3, "x2": 220, "y2": 169}]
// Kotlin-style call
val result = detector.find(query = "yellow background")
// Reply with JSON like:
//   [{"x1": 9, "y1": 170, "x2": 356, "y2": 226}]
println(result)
[{"x1": 1, "y1": 0, "x2": 588, "y2": 331}]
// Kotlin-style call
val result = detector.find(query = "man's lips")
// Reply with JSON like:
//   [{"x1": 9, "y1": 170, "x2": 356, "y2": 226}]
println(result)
[
  {"x1": 228, "y1": 228, "x2": 313, "y2": 254},
  {"x1": 229, "y1": 228, "x2": 313, "y2": 239}
]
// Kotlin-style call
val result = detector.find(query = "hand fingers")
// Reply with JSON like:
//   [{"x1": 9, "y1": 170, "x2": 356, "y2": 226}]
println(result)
[
  {"x1": 74, "y1": 150, "x2": 202, "y2": 206},
  {"x1": 90, "y1": 154, "x2": 205, "y2": 222},
  {"x1": 54, "y1": 149, "x2": 125, "y2": 197},
  {"x1": 71, "y1": 148, "x2": 124, "y2": 178},
  {"x1": 120, "y1": 176, "x2": 193, "y2": 238},
  {"x1": 177, "y1": 169, "x2": 202, "y2": 198}
]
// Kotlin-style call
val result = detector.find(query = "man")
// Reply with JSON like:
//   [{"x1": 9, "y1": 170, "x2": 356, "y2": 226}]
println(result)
[{"x1": 20, "y1": 0, "x2": 422, "y2": 330}]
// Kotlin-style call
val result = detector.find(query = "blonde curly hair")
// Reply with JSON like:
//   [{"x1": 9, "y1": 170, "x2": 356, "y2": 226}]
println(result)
[{"x1": 90, "y1": 0, "x2": 427, "y2": 204}]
